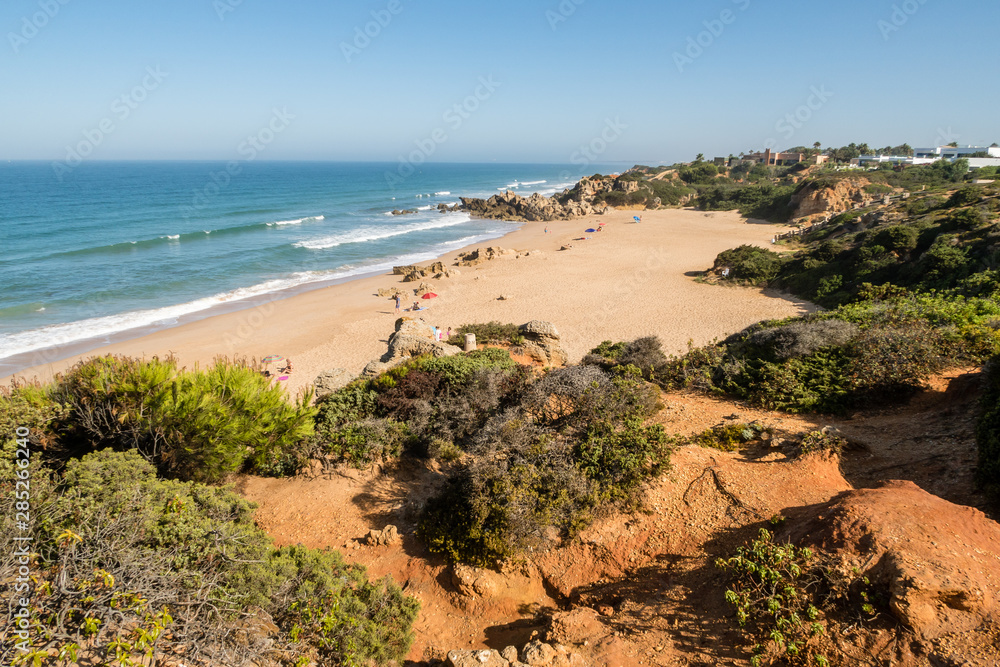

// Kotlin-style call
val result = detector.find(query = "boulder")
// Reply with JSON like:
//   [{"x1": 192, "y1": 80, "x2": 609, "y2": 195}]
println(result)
[
  {"x1": 446, "y1": 650, "x2": 510, "y2": 667},
  {"x1": 313, "y1": 368, "x2": 354, "y2": 398},
  {"x1": 362, "y1": 318, "x2": 462, "y2": 377},
  {"x1": 519, "y1": 321, "x2": 567, "y2": 367},
  {"x1": 451, "y1": 564, "x2": 501, "y2": 598},
  {"x1": 784, "y1": 480, "x2": 1000, "y2": 641},
  {"x1": 415, "y1": 282, "x2": 435, "y2": 297},
  {"x1": 520, "y1": 320, "x2": 559, "y2": 338},
  {"x1": 365, "y1": 525, "x2": 401, "y2": 546}
]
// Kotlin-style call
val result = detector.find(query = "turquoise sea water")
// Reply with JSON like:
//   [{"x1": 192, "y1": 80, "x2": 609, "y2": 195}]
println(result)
[{"x1": 0, "y1": 161, "x2": 619, "y2": 374}]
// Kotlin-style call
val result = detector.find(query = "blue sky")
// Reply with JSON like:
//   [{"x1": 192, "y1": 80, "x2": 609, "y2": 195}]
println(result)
[{"x1": 2, "y1": 0, "x2": 998, "y2": 164}]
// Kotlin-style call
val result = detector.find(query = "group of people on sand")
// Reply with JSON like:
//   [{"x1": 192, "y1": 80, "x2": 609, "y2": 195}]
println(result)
[
  {"x1": 394, "y1": 294, "x2": 431, "y2": 314},
  {"x1": 261, "y1": 359, "x2": 292, "y2": 380}
]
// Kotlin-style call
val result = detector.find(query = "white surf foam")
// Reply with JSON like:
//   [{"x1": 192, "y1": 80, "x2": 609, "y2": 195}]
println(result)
[
  {"x1": 0, "y1": 229, "x2": 508, "y2": 363},
  {"x1": 266, "y1": 215, "x2": 325, "y2": 227},
  {"x1": 295, "y1": 213, "x2": 473, "y2": 250}
]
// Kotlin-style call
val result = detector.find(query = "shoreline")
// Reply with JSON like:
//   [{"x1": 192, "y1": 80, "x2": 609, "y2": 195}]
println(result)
[{"x1": 2, "y1": 208, "x2": 816, "y2": 396}]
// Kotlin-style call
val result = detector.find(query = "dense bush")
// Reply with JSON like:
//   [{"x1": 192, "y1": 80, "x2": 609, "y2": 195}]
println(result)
[
  {"x1": 737, "y1": 320, "x2": 859, "y2": 362},
  {"x1": 948, "y1": 185, "x2": 984, "y2": 208},
  {"x1": 419, "y1": 366, "x2": 670, "y2": 565},
  {"x1": 49, "y1": 356, "x2": 316, "y2": 481},
  {"x1": 313, "y1": 349, "x2": 527, "y2": 467},
  {"x1": 715, "y1": 245, "x2": 786, "y2": 285},
  {"x1": 0, "y1": 450, "x2": 418, "y2": 666},
  {"x1": 650, "y1": 295, "x2": 1000, "y2": 413},
  {"x1": 699, "y1": 184, "x2": 796, "y2": 222}
]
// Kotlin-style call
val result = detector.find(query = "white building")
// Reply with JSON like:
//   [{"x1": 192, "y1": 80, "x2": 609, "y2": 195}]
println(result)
[
  {"x1": 850, "y1": 145, "x2": 1000, "y2": 169},
  {"x1": 913, "y1": 145, "x2": 1000, "y2": 159},
  {"x1": 851, "y1": 155, "x2": 936, "y2": 167}
]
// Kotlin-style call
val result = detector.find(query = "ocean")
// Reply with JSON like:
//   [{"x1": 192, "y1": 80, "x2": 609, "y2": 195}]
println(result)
[{"x1": 0, "y1": 161, "x2": 621, "y2": 375}]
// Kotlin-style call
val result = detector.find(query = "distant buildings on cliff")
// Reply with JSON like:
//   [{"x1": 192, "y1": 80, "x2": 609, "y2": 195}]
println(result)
[{"x1": 715, "y1": 145, "x2": 1000, "y2": 170}]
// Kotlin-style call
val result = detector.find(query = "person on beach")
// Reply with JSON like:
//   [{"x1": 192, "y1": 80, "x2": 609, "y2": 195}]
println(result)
[
  {"x1": 283, "y1": 359, "x2": 293, "y2": 374},
  {"x1": 446, "y1": 327, "x2": 452, "y2": 339},
  {"x1": 394, "y1": 294, "x2": 401, "y2": 313},
  {"x1": 412, "y1": 301, "x2": 421, "y2": 311}
]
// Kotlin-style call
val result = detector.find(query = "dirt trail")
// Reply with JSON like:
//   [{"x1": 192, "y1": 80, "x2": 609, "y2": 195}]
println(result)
[{"x1": 237, "y1": 368, "x2": 995, "y2": 665}]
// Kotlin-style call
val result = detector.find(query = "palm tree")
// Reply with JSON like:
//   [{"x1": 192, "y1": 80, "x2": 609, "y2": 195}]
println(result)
[{"x1": 695, "y1": 153, "x2": 705, "y2": 162}]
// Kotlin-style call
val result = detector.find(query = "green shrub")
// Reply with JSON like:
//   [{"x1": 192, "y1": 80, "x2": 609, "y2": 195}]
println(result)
[
  {"x1": 446, "y1": 322, "x2": 523, "y2": 346},
  {"x1": 715, "y1": 245, "x2": 786, "y2": 285},
  {"x1": 716, "y1": 529, "x2": 828, "y2": 666},
  {"x1": 0, "y1": 450, "x2": 418, "y2": 666},
  {"x1": 575, "y1": 418, "x2": 672, "y2": 504},
  {"x1": 739, "y1": 320, "x2": 859, "y2": 362},
  {"x1": 415, "y1": 347, "x2": 517, "y2": 385},
  {"x1": 419, "y1": 365, "x2": 668, "y2": 565},
  {"x1": 319, "y1": 419, "x2": 410, "y2": 467},
  {"x1": 951, "y1": 207, "x2": 988, "y2": 229},
  {"x1": 948, "y1": 185, "x2": 984, "y2": 208},
  {"x1": 50, "y1": 356, "x2": 316, "y2": 482},
  {"x1": 871, "y1": 225, "x2": 919, "y2": 253},
  {"x1": 692, "y1": 423, "x2": 770, "y2": 452}
]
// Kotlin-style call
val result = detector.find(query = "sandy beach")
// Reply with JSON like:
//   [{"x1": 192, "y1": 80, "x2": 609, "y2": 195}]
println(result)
[{"x1": 3, "y1": 208, "x2": 814, "y2": 394}]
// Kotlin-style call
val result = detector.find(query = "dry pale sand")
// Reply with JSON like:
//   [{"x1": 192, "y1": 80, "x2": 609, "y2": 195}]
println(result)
[{"x1": 3, "y1": 209, "x2": 814, "y2": 395}]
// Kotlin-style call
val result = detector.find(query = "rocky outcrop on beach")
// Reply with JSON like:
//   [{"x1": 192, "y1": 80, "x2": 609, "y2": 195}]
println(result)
[
  {"x1": 362, "y1": 317, "x2": 461, "y2": 377},
  {"x1": 455, "y1": 246, "x2": 516, "y2": 267},
  {"x1": 460, "y1": 190, "x2": 608, "y2": 222},
  {"x1": 391, "y1": 209, "x2": 417, "y2": 216},
  {"x1": 519, "y1": 320, "x2": 568, "y2": 367},
  {"x1": 394, "y1": 262, "x2": 445, "y2": 282}
]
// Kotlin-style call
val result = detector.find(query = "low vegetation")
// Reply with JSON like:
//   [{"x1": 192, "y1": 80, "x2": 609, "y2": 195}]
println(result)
[
  {"x1": 418, "y1": 365, "x2": 671, "y2": 566},
  {"x1": 0, "y1": 357, "x2": 418, "y2": 666},
  {"x1": 717, "y1": 528, "x2": 888, "y2": 667},
  {"x1": 587, "y1": 295, "x2": 1000, "y2": 414},
  {"x1": 0, "y1": 449, "x2": 418, "y2": 666}
]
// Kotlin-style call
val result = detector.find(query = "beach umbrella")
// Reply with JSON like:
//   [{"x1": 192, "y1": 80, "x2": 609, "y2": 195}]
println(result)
[
  {"x1": 598, "y1": 222, "x2": 606, "y2": 226},
  {"x1": 421, "y1": 292, "x2": 438, "y2": 299},
  {"x1": 585, "y1": 228, "x2": 597, "y2": 233},
  {"x1": 261, "y1": 354, "x2": 284, "y2": 365},
  {"x1": 633, "y1": 216, "x2": 641, "y2": 223}
]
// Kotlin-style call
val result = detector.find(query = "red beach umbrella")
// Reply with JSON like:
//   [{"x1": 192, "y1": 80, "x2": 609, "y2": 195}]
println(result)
[{"x1": 421, "y1": 292, "x2": 438, "y2": 299}]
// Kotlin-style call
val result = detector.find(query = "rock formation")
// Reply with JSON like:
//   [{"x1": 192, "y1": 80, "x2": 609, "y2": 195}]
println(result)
[
  {"x1": 784, "y1": 480, "x2": 1000, "y2": 641},
  {"x1": 361, "y1": 317, "x2": 461, "y2": 377},
  {"x1": 790, "y1": 177, "x2": 872, "y2": 219},
  {"x1": 365, "y1": 525, "x2": 401, "y2": 546},
  {"x1": 455, "y1": 246, "x2": 516, "y2": 267},
  {"x1": 460, "y1": 190, "x2": 608, "y2": 222},
  {"x1": 394, "y1": 262, "x2": 444, "y2": 279},
  {"x1": 519, "y1": 320, "x2": 568, "y2": 367}
]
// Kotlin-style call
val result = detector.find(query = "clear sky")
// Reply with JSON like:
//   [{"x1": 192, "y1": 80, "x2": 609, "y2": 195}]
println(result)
[{"x1": 2, "y1": 0, "x2": 998, "y2": 164}]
